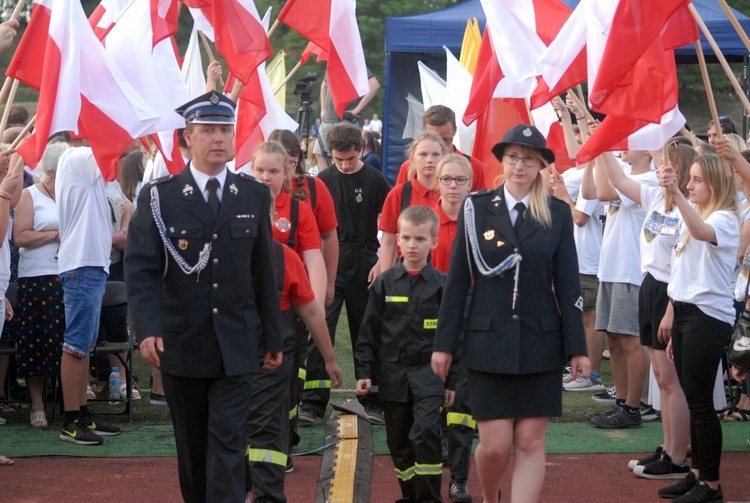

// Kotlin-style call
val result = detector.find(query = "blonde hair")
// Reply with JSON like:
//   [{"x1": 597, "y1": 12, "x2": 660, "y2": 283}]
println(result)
[
  {"x1": 726, "y1": 133, "x2": 746, "y2": 154},
  {"x1": 252, "y1": 141, "x2": 290, "y2": 193},
  {"x1": 679, "y1": 153, "x2": 739, "y2": 249},
  {"x1": 503, "y1": 145, "x2": 551, "y2": 227},
  {"x1": 406, "y1": 131, "x2": 446, "y2": 179},
  {"x1": 434, "y1": 154, "x2": 472, "y2": 189}
]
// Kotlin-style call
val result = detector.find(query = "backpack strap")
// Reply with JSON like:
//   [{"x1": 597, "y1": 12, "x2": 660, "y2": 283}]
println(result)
[
  {"x1": 400, "y1": 181, "x2": 413, "y2": 213},
  {"x1": 286, "y1": 197, "x2": 299, "y2": 249}
]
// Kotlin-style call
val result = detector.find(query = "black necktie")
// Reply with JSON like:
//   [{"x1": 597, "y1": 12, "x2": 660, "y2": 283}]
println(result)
[
  {"x1": 206, "y1": 178, "x2": 220, "y2": 218},
  {"x1": 514, "y1": 202, "x2": 526, "y2": 236}
]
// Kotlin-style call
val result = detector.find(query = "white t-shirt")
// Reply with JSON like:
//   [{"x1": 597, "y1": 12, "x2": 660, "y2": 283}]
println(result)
[
  {"x1": 598, "y1": 169, "x2": 658, "y2": 285},
  {"x1": 563, "y1": 168, "x2": 604, "y2": 275},
  {"x1": 669, "y1": 209, "x2": 739, "y2": 326},
  {"x1": 639, "y1": 185, "x2": 681, "y2": 284},
  {"x1": 56, "y1": 147, "x2": 113, "y2": 275},
  {"x1": 0, "y1": 216, "x2": 11, "y2": 297},
  {"x1": 369, "y1": 118, "x2": 383, "y2": 134}
]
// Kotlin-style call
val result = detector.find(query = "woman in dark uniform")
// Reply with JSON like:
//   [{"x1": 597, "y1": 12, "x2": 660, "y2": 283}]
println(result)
[{"x1": 432, "y1": 124, "x2": 590, "y2": 503}]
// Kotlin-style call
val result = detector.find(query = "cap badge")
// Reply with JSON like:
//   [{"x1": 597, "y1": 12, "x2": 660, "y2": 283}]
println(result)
[
  {"x1": 209, "y1": 93, "x2": 220, "y2": 104},
  {"x1": 484, "y1": 229, "x2": 495, "y2": 240},
  {"x1": 522, "y1": 128, "x2": 532, "y2": 137}
]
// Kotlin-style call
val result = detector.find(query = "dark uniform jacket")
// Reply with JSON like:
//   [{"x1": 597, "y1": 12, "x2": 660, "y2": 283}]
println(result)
[
  {"x1": 356, "y1": 263, "x2": 447, "y2": 402},
  {"x1": 124, "y1": 166, "x2": 283, "y2": 378},
  {"x1": 434, "y1": 185, "x2": 586, "y2": 375}
]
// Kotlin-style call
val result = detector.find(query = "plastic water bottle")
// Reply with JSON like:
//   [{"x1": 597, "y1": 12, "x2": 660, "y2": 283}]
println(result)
[{"x1": 109, "y1": 367, "x2": 121, "y2": 402}]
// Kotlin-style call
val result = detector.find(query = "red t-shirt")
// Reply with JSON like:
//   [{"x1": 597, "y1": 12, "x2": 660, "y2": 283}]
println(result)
[
  {"x1": 431, "y1": 202, "x2": 458, "y2": 273},
  {"x1": 273, "y1": 191, "x2": 322, "y2": 255},
  {"x1": 292, "y1": 176, "x2": 338, "y2": 234},
  {"x1": 378, "y1": 179, "x2": 440, "y2": 234},
  {"x1": 278, "y1": 243, "x2": 316, "y2": 311},
  {"x1": 395, "y1": 147, "x2": 487, "y2": 191}
]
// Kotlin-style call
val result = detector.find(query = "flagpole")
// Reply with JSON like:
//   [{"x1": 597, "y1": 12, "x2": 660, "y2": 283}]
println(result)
[
  {"x1": 273, "y1": 60, "x2": 302, "y2": 95},
  {"x1": 0, "y1": 77, "x2": 14, "y2": 116},
  {"x1": 693, "y1": 40, "x2": 730, "y2": 177},
  {"x1": 10, "y1": 0, "x2": 28, "y2": 21},
  {"x1": 198, "y1": 31, "x2": 216, "y2": 63},
  {"x1": 8, "y1": 115, "x2": 35, "y2": 151},
  {"x1": 689, "y1": 4, "x2": 750, "y2": 115},
  {"x1": 267, "y1": 19, "x2": 280, "y2": 39},
  {"x1": 717, "y1": 0, "x2": 750, "y2": 53},
  {"x1": 567, "y1": 89, "x2": 593, "y2": 122},
  {"x1": 0, "y1": 78, "x2": 19, "y2": 133},
  {"x1": 524, "y1": 99, "x2": 535, "y2": 126}
]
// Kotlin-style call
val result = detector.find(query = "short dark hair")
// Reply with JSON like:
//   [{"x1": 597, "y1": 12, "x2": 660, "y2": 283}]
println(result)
[
  {"x1": 7, "y1": 105, "x2": 28, "y2": 126},
  {"x1": 422, "y1": 105, "x2": 456, "y2": 129},
  {"x1": 398, "y1": 205, "x2": 439, "y2": 238},
  {"x1": 177, "y1": 128, "x2": 187, "y2": 149},
  {"x1": 327, "y1": 124, "x2": 363, "y2": 152}
]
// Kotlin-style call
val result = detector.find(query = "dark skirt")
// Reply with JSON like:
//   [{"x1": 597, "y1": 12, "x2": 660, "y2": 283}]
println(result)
[
  {"x1": 15, "y1": 275, "x2": 66, "y2": 378},
  {"x1": 468, "y1": 368, "x2": 562, "y2": 420}
]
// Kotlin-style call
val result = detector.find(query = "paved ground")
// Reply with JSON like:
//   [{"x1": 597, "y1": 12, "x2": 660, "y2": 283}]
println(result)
[{"x1": 2, "y1": 452, "x2": 750, "y2": 502}]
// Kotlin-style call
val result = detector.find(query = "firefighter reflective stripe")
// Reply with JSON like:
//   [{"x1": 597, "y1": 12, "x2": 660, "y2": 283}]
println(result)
[
  {"x1": 289, "y1": 406, "x2": 297, "y2": 420},
  {"x1": 423, "y1": 319, "x2": 438, "y2": 329},
  {"x1": 298, "y1": 368, "x2": 307, "y2": 381},
  {"x1": 415, "y1": 463, "x2": 443, "y2": 476},
  {"x1": 247, "y1": 447, "x2": 288, "y2": 467},
  {"x1": 385, "y1": 296, "x2": 409, "y2": 302},
  {"x1": 304, "y1": 379, "x2": 331, "y2": 390},
  {"x1": 394, "y1": 465, "x2": 416, "y2": 481},
  {"x1": 447, "y1": 411, "x2": 477, "y2": 430}
]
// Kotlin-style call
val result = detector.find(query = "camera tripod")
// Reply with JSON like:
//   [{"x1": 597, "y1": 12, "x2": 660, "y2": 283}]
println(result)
[{"x1": 296, "y1": 96, "x2": 329, "y2": 170}]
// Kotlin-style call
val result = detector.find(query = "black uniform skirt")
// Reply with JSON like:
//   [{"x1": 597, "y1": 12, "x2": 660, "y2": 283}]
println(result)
[{"x1": 467, "y1": 368, "x2": 562, "y2": 420}]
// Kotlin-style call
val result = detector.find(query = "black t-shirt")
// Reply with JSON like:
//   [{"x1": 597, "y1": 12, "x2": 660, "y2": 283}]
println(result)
[{"x1": 318, "y1": 163, "x2": 389, "y2": 253}]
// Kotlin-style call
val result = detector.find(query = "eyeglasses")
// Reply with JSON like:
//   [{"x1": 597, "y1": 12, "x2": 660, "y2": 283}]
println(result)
[
  {"x1": 438, "y1": 176, "x2": 470, "y2": 186},
  {"x1": 503, "y1": 153, "x2": 542, "y2": 168}
]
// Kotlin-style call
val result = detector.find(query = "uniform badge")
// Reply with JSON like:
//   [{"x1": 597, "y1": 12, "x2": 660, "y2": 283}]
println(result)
[
  {"x1": 210, "y1": 93, "x2": 219, "y2": 104},
  {"x1": 574, "y1": 296, "x2": 584, "y2": 312},
  {"x1": 354, "y1": 188, "x2": 363, "y2": 203},
  {"x1": 182, "y1": 184, "x2": 194, "y2": 197},
  {"x1": 484, "y1": 230, "x2": 495, "y2": 240},
  {"x1": 523, "y1": 127, "x2": 532, "y2": 137},
  {"x1": 229, "y1": 183, "x2": 238, "y2": 195},
  {"x1": 496, "y1": 240, "x2": 505, "y2": 247},
  {"x1": 177, "y1": 239, "x2": 189, "y2": 250},
  {"x1": 275, "y1": 217, "x2": 292, "y2": 233},
  {"x1": 491, "y1": 195, "x2": 502, "y2": 202}
]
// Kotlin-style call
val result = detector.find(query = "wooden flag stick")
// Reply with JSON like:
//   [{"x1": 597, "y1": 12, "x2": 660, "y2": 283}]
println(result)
[
  {"x1": 0, "y1": 78, "x2": 19, "y2": 133},
  {"x1": 575, "y1": 84, "x2": 586, "y2": 108},
  {"x1": 689, "y1": 4, "x2": 750, "y2": 115},
  {"x1": 8, "y1": 114, "x2": 35, "y2": 151},
  {"x1": 268, "y1": 19, "x2": 280, "y2": 39},
  {"x1": 693, "y1": 39, "x2": 731, "y2": 177},
  {"x1": 717, "y1": 0, "x2": 750, "y2": 54},
  {"x1": 567, "y1": 89, "x2": 593, "y2": 122},
  {"x1": 524, "y1": 99, "x2": 535, "y2": 126},
  {"x1": 273, "y1": 60, "x2": 302, "y2": 96},
  {"x1": 198, "y1": 30, "x2": 215, "y2": 63},
  {"x1": 10, "y1": 0, "x2": 28, "y2": 21},
  {"x1": 0, "y1": 77, "x2": 14, "y2": 114}
]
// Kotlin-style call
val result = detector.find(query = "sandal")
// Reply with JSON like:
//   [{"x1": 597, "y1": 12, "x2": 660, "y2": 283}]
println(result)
[
  {"x1": 120, "y1": 384, "x2": 141, "y2": 400},
  {"x1": 86, "y1": 385, "x2": 96, "y2": 400},
  {"x1": 0, "y1": 455, "x2": 13, "y2": 466},
  {"x1": 30, "y1": 411, "x2": 47, "y2": 428},
  {"x1": 723, "y1": 408, "x2": 750, "y2": 422}
]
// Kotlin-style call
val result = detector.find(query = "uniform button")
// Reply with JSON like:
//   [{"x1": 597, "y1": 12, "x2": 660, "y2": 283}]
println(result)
[
  {"x1": 512, "y1": 314, "x2": 519, "y2": 320},
  {"x1": 213, "y1": 283, "x2": 218, "y2": 290},
  {"x1": 513, "y1": 247, "x2": 519, "y2": 253},
  {"x1": 213, "y1": 258, "x2": 219, "y2": 265},
  {"x1": 212, "y1": 233, "x2": 218, "y2": 240},
  {"x1": 212, "y1": 308, "x2": 218, "y2": 314}
]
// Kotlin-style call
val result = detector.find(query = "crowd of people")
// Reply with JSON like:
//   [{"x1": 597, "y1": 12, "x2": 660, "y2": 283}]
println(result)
[{"x1": 0, "y1": 20, "x2": 748, "y2": 503}]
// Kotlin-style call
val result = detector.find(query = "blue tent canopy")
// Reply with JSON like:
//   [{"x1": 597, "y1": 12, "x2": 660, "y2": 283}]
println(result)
[{"x1": 382, "y1": 0, "x2": 750, "y2": 183}]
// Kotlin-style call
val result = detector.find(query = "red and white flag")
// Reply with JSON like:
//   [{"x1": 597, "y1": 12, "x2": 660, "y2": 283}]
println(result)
[
  {"x1": 89, "y1": 0, "x2": 130, "y2": 40},
  {"x1": 183, "y1": 0, "x2": 271, "y2": 85},
  {"x1": 150, "y1": 0, "x2": 179, "y2": 47},
  {"x1": 278, "y1": 0, "x2": 368, "y2": 118},
  {"x1": 300, "y1": 41, "x2": 328, "y2": 64},
  {"x1": 100, "y1": 0, "x2": 188, "y2": 173},
  {"x1": 7, "y1": 0, "x2": 158, "y2": 179}
]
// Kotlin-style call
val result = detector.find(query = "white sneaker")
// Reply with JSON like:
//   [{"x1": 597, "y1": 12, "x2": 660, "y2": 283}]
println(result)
[
  {"x1": 562, "y1": 373, "x2": 574, "y2": 384},
  {"x1": 564, "y1": 376, "x2": 605, "y2": 392},
  {"x1": 120, "y1": 384, "x2": 141, "y2": 400}
]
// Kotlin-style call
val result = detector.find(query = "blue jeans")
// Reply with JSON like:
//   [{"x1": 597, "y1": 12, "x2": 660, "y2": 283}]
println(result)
[
  {"x1": 61, "y1": 266, "x2": 108, "y2": 358},
  {"x1": 672, "y1": 302, "x2": 732, "y2": 482}
]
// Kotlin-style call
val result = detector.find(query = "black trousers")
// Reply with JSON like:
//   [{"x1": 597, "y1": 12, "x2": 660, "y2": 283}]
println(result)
[
  {"x1": 383, "y1": 393, "x2": 444, "y2": 503},
  {"x1": 672, "y1": 302, "x2": 732, "y2": 482},
  {"x1": 162, "y1": 372, "x2": 253, "y2": 503},
  {"x1": 302, "y1": 245, "x2": 379, "y2": 414},
  {"x1": 445, "y1": 357, "x2": 473, "y2": 484}
]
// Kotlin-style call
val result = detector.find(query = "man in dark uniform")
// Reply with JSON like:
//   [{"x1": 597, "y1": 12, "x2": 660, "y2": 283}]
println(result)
[{"x1": 124, "y1": 91, "x2": 283, "y2": 503}]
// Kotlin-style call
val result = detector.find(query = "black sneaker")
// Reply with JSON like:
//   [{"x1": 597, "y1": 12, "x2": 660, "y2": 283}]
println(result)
[
  {"x1": 59, "y1": 421, "x2": 103, "y2": 445},
  {"x1": 659, "y1": 472, "x2": 697, "y2": 499},
  {"x1": 592, "y1": 386, "x2": 616, "y2": 404},
  {"x1": 633, "y1": 454, "x2": 690, "y2": 479},
  {"x1": 150, "y1": 392, "x2": 167, "y2": 406},
  {"x1": 587, "y1": 404, "x2": 620, "y2": 422},
  {"x1": 297, "y1": 407, "x2": 324, "y2": 426},
  {"x1": 286, "y1": 456, "x2": 294, "y2": 473},
  {"x1": 449, "y1": 481, "x2": 472, "y2": 502},
  {"x1": 628, "y1": 446, "x2": 663, "y2": 470},
  {"x1": 78, "y1": 415, "x2": 121, "y2": 436},
  {"x1": 673, "y1": 481, "x2": 723, "y2": 503},
  {"x1": 640, "y1": 404, "x2": 659, "y2": 421},
  {"x1": 364, "y1": 403, "x2": 385, "y2": 425},
  {"x1": 591, "y1": 406, "x2": 641, "y2": 429}
]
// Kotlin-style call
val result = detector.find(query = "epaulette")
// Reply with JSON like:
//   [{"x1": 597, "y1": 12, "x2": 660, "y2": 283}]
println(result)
[
  {"x1": 467, "y1": 189, "x2": 493, "y2": 198},
  {"x1": 237, "y1": 172, "x2": 264, "y2": 185},
  {"x1": 148, "y1": 174, "x2": 176, "y2": 186}
]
